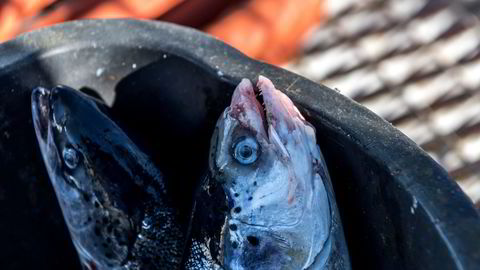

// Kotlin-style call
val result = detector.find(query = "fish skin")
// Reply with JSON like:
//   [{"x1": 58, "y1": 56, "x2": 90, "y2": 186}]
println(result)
[
  {"x1": 31, "y1": 85, "x2": 186, "y2": 270},
  {"x1": 185, "y1": 76, "x2": 350, "y2": 270},
  {"x1": 182, "y1": 172, "x2": 227, "y2": 270}
]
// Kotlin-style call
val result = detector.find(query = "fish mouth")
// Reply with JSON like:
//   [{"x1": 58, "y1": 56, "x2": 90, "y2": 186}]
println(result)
[
  {"x1": 230, "y1": 76, "x2": 304, "y2": 144},
  {"x1": 32, "y1": 87, "x2": 52, "y2": 144}
]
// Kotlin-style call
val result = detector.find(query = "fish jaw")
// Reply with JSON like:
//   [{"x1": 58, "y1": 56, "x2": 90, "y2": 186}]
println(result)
[
  {"x1": 229, "y1": 78, "x2": 268, "y2": 140},
  {"x1": 256, "y1": 76, "x2": 332, "y2": 268},
  {"x1": 31, "y1": 87, "x2": 69, "y2": 197},
  {"x1": 32, "y1": 87, "x2": 52, "y2": 154},
  {"x1": 257, "y1": 75, "x2": 304, "y2": 141},
  {"x1": 229, "y1": 76, "x2": 318, "y2": 161}
]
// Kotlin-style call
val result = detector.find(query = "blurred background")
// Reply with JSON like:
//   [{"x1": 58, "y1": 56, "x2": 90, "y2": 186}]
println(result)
[{"x1": 1, "y1": 0, "x2": 479, "y2": 207}]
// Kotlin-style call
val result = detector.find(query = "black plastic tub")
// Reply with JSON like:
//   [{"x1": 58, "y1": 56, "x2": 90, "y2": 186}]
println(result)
[{"x1": 0, "y1": 20, "x2": 479, "y2": 270}]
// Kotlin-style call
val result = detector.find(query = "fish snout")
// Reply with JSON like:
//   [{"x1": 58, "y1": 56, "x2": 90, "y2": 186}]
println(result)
[
  {"x1": 31, "y1": 87, "x2": 52, "y2": 143},
  {"x1": 257, "y1": 76, "x2": 305, "y2": 144}
]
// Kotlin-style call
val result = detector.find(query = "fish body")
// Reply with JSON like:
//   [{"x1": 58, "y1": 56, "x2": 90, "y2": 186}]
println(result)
[
  {"x1": 185, "y1": 76, "x2": 350, "y2": 270},
  {"x1": 32, "y1": 86, "x2": 186, "y2": 270}
]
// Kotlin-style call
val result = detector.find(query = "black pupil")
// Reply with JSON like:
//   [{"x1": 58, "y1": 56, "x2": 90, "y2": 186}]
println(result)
[
  {"x1": 240, "y1": 145, "x2": 253, "y2": 159},
  {"x1": 233, "y1": 137, "x2": 258, "y2": 164},
  {"x1": 63, "y1": 147, "x2": 79, "y2": 169},
  {"x1": 65, "y1": 153, "x2": 75, "y2": 164}
]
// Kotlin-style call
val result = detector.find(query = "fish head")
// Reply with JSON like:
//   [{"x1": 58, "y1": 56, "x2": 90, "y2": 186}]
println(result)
[
  {"x1": 32, "y1": 86, "x2": 140, "y2": 268},
  {"x1": 32, "y1": 86, "x2": 111, "y2": 211},
  {"x1": 211, "y1": 76, "x2": 331, "y2": 269}
]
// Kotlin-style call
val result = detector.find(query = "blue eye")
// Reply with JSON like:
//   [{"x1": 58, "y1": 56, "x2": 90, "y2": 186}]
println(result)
[
  {"x1": 63, "y1": 147, "x2": 79, "y2": 169},
  {"x1": 233, "y1": 137, "x2": 259, "y2": 165}
]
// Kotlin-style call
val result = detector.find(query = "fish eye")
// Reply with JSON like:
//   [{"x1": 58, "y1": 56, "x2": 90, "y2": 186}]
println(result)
[
  {"x1": 233, "y1": 137, "x2": 259, "y2": 165},
  {"x1": 63, "y1": 147, "x2": 79, "y2": 169}
]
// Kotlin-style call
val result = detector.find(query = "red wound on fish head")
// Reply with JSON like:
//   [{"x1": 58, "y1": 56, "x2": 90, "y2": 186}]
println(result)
[{"x1": 229, "y1": 79, "x2": 267, "y2": 138}]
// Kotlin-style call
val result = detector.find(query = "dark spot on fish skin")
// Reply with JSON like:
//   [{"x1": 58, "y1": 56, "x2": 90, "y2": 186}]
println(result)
[
  {"x1": 87, "y1": 217, "x2": 92, "y2": 222},
  {"x1": 247, "y1": 236, "x2": 259, "y2": 246},
  {"x1": 107, "y1": 225, "x2": 114, "y2": 233},
  {"x1": 141, "y1": 258, "x2": 152, "y2": 265},
  {"x1": 102, "y1": 217, "x2": 108, "y2": 224},
  {"x1": 232, "y1": 241, "x2": 238, "y2": 249},
  {"x1": 105, "y1": 252, "x2": 113, "y2": 259},
  {"x1": 94, "y1": 226, "x2": 101, "y2": 236},
  {"x1": 248, "y1": 196, "x2": 253, "y2": 201},
  {"x1": 234, "y1": 193, "x2": 239, "y2": 197},
  {"x1": 230, "y1": 224, "x2": 237, "y2": 231},
  {"x1": 83, "y1": 193, "x2": 91, "y2": 202},
  {"x1": 94, "y1": 201, "x2": 100, "y2": 208},
  {"x1": 233, "y1": 207, "x2": 242, "y2": 213},
  {"x1": 253, "y1": 181, "x2": 257, "y2": 186}
]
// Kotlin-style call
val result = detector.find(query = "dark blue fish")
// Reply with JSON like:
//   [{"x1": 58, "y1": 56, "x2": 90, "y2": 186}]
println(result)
[{"x1": 32, "y1": 86, "x2": 186, "y2": 270}]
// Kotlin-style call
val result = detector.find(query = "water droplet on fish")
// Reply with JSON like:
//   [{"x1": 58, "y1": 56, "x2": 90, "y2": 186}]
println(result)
[
  {"x1": 132, "y1": 63, "x2": 137, "y2": 69},
  {"x1": 163, "y1": 54, "x2": 167, "y2": 59},
  {"x1": 63, "y1": 147, "x2": 79, "y2": 169},
  {"x1": 142, "y1": 218, "x2": 152, "y2": 229},
  {"x1": 217, "y1": 70, "x2": 224, "y2": 77},
  {"x1": 96, "y1": 68, "x2": 105, "y2": 77}
]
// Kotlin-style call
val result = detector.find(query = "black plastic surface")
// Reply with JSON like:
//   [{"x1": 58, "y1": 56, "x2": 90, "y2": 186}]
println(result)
[{"x1": 0, "y1": 20, "x2": 479, "y2": 270}]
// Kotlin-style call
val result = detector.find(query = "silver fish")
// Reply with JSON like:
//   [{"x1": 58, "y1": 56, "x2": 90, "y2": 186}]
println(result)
[
  {"x1": 32, "y1": 85, "x2": 186, "y2": 270},
  {"x1": 185, "y1": 76, "x2": 350, "y2": 269}
]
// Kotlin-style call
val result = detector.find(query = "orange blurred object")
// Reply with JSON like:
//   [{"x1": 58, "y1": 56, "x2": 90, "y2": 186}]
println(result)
[
  {"x1": 0, "y1": 0, "x2": 326, "y2": 64},
  {"x1": 118, "y1": 0, "x2": 184, "y2": 18},
  {"x1": 21, "y1": 0, "x2": 99, "y2": 31},
  {"x1": 0, "y1": 4, "x2": 21, "y2": 41},
  {"x1": 206, "y1": 8, "x2": 268, "y2": 58},
  {"x1": 10, "y1": 0, "x2": 56, "y2": 17},
  {"x1": 81, "y1": 1, "x2": 132, "y2": 19},
  {"x1": 206, "y1": 0, "x2": 326, "y2": 64}
]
